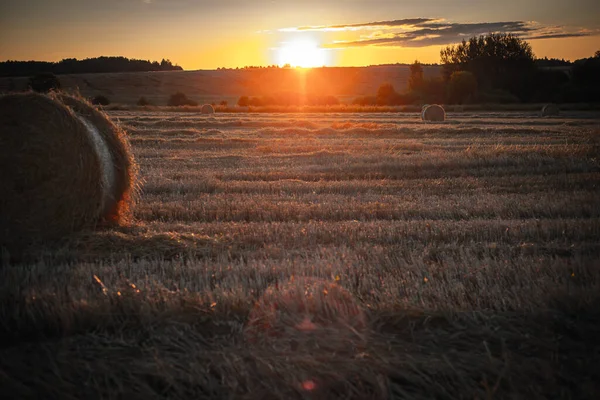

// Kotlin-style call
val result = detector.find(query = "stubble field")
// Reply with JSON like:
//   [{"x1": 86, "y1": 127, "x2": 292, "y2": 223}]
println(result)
[{"x1": 1, "y1": 111, "x2": 600, "y2": 399}]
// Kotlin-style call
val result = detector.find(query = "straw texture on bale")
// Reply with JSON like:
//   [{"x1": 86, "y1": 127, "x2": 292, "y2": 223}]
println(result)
[
  {"x1": 0, "y1": 92, "x2": 136, "y2": 255},
  {"x1": 421, "y1": 105, "x2": 430, "y2": 120},
  {"x1": 201, "y1": 104, "x2": 215, "y2": 115},
  {"x1": 53, "y1": 93, "x2": 137, "y2": 222},
  {"x1": 541, "y1": 103, "x2": 560, "y2": 117},
  {"x1": 245, "y1": 277, "x2": 367, "y2": 353},
  {"x1": 422, "y1": 104, "x2": 446, "y2": 122}
]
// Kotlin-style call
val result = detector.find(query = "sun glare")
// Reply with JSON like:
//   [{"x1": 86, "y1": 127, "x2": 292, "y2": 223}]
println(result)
[{"x1": 277, "y1": 39, "x2": 327, "y2": 68}]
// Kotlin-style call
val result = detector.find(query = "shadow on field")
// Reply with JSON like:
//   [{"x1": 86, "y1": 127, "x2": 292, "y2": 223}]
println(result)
[
  {"x1": 3, "y1": 224, "x2": 229, "y2": 265},
  {"x1": 0, "y1": 271, "x2": 598, "y2": 399},
  {"x1": 373, "y1": 294, "x2": 600, "y2": 399}
]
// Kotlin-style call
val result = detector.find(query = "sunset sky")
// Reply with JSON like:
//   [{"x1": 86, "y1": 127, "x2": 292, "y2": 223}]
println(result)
[{"x1": 1, "y1": 0, "x2": 599, "y2": 69}]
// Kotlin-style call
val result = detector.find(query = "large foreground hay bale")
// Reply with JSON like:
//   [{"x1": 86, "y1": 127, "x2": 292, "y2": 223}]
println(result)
[
  {"x1": 53, "y1": 93, "x2": 137, "y2": 221},
  {"x1": 541, "y1": 103, "x2": 560, "y2": 117},
  {"x1": 0, "y1": 92, "x2": 136, "y2": 255},
  {"x1": 422, "y1": 104, "x2": 446, "y2": 122},
  {"x1": 201, "y1": 104, "x2": 215, "y2": 115},
  {"x1": 245, "y1": 277, "x2": 367, "y2": 353}
]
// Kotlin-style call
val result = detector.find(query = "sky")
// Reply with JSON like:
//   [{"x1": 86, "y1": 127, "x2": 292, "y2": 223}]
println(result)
[{"x1": 1, "y1": 0, "x2": 599, "y2": 69}]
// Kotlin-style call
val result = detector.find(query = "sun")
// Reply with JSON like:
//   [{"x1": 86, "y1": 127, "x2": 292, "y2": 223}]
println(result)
[{"x1": 277, "y1": 39, "x2": 326, "y2": 68}]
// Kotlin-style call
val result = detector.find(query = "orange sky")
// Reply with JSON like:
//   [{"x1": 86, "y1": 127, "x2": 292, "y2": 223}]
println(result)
[{"x1": 1, "y1": 0, "x2": 598, "y2": 69}]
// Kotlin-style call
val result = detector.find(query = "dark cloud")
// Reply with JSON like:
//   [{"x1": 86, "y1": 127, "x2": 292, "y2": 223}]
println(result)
[
  {"x1": 524, "y1": 32, "x2": 591, "y2": 40},
  {"x1": 318, "y1": 19, "x2": 595, "y2": 48},
  {"x1": 294, "y1": 18, "x2": 436, "y2": 31}
]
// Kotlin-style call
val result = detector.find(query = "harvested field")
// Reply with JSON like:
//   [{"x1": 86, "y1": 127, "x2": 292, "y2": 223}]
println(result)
[{"x1": 1, "y1": 110, "x2": 600, "y2": 399}]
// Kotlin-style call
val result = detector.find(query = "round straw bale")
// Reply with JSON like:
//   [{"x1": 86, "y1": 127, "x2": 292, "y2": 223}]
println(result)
[
  {"x1": 52, "y1": 93, "x2": 137, "y2": 223},
  {"x1": 0, "y1": 92, "x2": 135, "y2": 256},
  {"x1": 422, "y1": 104, "x2": 446, "y2": 122},
  {"x1": 245, "y1": 277, "x2": 367, "y2": 352},
  {"x1": 541, "y1": 103, "x2": 559, "y2": 117},
  {"x1": 201, "y1": 104, "x2": 215, "y2": 115},
  {"x1": 421, "y1": 104, "x2": 429, "y2": 118}
]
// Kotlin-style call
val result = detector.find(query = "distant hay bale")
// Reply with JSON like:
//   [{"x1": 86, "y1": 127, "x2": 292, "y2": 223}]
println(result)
[
  {"x1": 541, "y1": 103, "x2": 560, "y2": 117},
  {"x1": 245, "y1": 277, "x2": 367, "y2": 352},
  {"x1": 422, "y1": 104, "x2": 446, "y2": 122},
  {"x1": 201, "y1": 104, "x2": 215, "y2": 115},
  {"x1": 0, "y1": 92, "x2": 136, "y2": 256}
]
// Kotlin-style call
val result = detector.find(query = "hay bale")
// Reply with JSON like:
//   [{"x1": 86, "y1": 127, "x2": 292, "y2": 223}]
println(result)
[
  {"x1": 0, "y1": 92, "x2": 136, "y2": 256},
  {"x1": 245, "y1": 277, "x2": 367, "y2": 353},
  {"x1": 201, "y1": 104, "x2": 215, "y2": 115},
  {"x1": 52, "y1": 93, "x2": 137, "y2": 222},
  {"x1": 422, "y1": 104, "x2": 446, "y2": 122},
  {"x1": 541, "y1": 103, "x2": 560, "y2": 117}
]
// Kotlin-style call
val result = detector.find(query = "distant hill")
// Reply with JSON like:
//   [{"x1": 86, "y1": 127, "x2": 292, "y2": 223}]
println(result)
[
  {"x1": 0, "y1": 65, "x2": 442, "y2": 105},
  {"x1": 0, "y1": 56, "x2": 182, "y2": 77}
]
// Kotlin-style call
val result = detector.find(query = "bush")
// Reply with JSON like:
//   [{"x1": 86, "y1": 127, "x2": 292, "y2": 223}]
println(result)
[
  {"x1": 168, "y1": 92, "x2": 197, "y2": 107},
  {"x1": 219, "y1": 100, "x2": 228, "y2": 106},
  {"x1": 376, "y1": 83, "x2": 398, "y2": 105},
  {"x1": 91, "y1": 95, "x2": 110, "y2": 106},
  {"x1": 137, "y1": 97, "x2": 152, "y2": 106},
  {"x1": 352, "y1": 96, "x2": 377, "y2": 106},
  {"x1": 447, "y1": 71, "x2": 478, "y2": 104},
  {"x1": 249, "y1": 97, "x2": 264, "y2": 107},
  {"x1": 476, "y1": 89, "x2": 520, "y2": 104},
  {"x1": 28, "y1": 73, "x2": 61, "y2": 93},
  {"x1": 238, "y1": 96, "x2": 249, "y2": 107}
]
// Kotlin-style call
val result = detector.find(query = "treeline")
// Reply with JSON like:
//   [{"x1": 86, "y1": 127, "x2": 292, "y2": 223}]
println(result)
[
  {"x1": 238, "y1": 93, "x2": 339, "y2": 107},
  {"x1": 0, "y1": 56, "x2": 182, "y2": 77},
  {"x1": 356, "y1": 34, "x2": 600, "y2": 105}
]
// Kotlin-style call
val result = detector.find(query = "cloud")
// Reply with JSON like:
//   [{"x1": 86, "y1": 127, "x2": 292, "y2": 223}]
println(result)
[
  {"x1": 281, "y1": 19, "x2": 597, "y2": 48},
  {"x1": 284, "y1": 18, "x2": 437, "y2": 32},
  {"x1": 524, "y1": 32, "x2": 591, "y2": 40}
]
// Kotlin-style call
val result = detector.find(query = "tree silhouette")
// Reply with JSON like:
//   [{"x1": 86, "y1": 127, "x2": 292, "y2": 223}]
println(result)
[
  {"x1": 1, "y1": 57, "x2": 182, "y2": 77},
  {"x1": 440, "y1": 33, "x2": 535, "y2": 100},
  {"x1": 408, "y1": 61, "x2": 424, "y2": 92}
]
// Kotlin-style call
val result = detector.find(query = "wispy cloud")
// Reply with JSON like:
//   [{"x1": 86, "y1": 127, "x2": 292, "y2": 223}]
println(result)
[
  {"x1": 281, "y1": 18, "x2": 437, "y2": 32},
  {"x1": 279, "y1": 19, "x2": 598, "y2": 48}
]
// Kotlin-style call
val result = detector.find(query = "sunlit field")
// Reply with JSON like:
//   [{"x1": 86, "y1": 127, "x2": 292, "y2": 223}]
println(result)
[{"x1": 2, "y1": 111, "x2": 600, "y2": 399}]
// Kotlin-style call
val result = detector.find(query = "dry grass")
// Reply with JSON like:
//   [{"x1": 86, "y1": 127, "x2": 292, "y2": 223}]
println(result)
[
  {"x1": 106, "y1": 103, "x2": 600, "y2": 114},
  {"x1": 1, "y1": 111, "x2": 600, "y2": 399}
]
